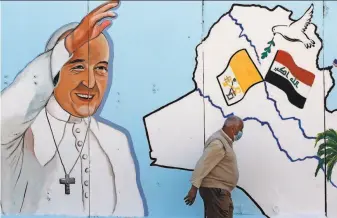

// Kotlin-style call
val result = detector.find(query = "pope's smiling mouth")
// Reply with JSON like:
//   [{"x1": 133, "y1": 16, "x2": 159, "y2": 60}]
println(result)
[{"x1": 75, "y1": 93, "x2": 95, "y2": 101}]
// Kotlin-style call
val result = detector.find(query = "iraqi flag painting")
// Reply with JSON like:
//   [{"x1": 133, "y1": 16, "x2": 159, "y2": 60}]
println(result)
[{"x1": 265, "y1": 50, "x2": 315, "y2": 109}]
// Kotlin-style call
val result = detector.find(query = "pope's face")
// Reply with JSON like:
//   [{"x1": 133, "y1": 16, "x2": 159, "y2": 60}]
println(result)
[{"x1": 54, "y1": 34, "x2": 109, "y2": 118}]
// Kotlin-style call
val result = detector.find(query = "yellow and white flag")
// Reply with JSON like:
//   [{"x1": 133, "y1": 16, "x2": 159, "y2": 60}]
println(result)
[{"x1": 217, "y1": 49, "x2": 263, "y2": 106}]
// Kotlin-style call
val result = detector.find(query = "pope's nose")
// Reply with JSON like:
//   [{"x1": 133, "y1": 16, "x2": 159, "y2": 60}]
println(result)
[{"x1": 82, "y1": 70, "x2": 96, "y2": 89}]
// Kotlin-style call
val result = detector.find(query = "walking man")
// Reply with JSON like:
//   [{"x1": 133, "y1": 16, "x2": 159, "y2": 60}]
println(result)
[{"x1": 184, "y1": 115, "x2": 244, "y2": 218}]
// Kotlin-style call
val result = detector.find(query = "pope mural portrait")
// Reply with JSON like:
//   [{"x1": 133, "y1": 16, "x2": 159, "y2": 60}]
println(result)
[{"x1": 1, "y1": 1, "x2": 144, "y2": 216}]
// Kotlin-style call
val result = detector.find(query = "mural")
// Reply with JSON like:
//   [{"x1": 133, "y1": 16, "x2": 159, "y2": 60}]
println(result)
[
  {"x1": 1, "y1": 1, "x2": 337, "y2": 218},
  {"x1": 143, "y1": 2, "x2": 337, "y2": 218},
  {"x1": 1, "y1": 1, "x2": 143, "y2": 217}
]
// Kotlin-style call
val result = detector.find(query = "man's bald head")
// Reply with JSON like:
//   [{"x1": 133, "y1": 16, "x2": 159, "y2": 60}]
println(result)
[
  {"x1": 222, "y1": 115, "x2": 244, "y2": 141},
  {"x1": 223, "y1": 115, "x2": 243, "y2": 128}
]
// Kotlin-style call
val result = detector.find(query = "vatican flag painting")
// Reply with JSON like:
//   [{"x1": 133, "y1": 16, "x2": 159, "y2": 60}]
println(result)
[{"x1": 217, "y1": 49, "x2": 263, "y2": 106}]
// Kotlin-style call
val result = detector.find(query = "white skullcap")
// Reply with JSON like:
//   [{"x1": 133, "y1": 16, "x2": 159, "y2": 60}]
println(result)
[{"x1": 45, "y1": 22, "x2": 79, "y2": 52}]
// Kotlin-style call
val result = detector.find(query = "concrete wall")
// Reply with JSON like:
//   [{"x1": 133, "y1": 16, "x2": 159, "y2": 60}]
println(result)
[{"x1": 1, "y1": 1, "x2": 336, "y2": 217}]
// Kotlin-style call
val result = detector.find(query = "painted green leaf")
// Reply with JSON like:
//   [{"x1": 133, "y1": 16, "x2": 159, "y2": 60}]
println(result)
[
  {"x1": 317, "y1": 147, "x2": 336, "y2": 157},
  {"x1": 315, "y1": 132, "x2": 325, "y2": 145},
  {"x1": 264, "y1": 46, "x2": 271, "y2": 53},
  {"x1": 315, "y1": 158, "x2": 325, "y2": 177},
  {"x1": 314, "y1": 129, "x2": 337, "y2": 181},
  {"x1": 327, "y1": 156, "x2": 337, "y2": 181}
]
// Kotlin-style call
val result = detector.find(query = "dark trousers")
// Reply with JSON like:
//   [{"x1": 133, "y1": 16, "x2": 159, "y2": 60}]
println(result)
[{"x1": 199, "y1": 187, "x2": 234, "y2": 218}]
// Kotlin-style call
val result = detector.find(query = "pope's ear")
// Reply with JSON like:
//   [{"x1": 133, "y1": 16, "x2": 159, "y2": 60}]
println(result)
[{"x1": 53, "y1": 72, "x2": 60, "y2": 87}]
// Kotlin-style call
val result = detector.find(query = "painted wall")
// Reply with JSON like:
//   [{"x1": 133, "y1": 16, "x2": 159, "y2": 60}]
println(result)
[{"x1": 1, "y1": 1, "x2": 336, "y2": 218}]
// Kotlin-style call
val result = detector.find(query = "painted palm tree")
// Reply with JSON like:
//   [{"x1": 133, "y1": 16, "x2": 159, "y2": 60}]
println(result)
[{"x1": 314, "y1": 129, "x2": 337, "y2": 181}]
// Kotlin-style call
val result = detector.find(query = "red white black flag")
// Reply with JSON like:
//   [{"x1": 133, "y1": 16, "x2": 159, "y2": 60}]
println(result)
[{"x1": 265, "y1": 50, "x2": 315, "y2": 109}]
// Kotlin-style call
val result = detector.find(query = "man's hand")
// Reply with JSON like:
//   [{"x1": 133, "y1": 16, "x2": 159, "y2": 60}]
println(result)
[
  {"x1": 65, "y1": 0, "x2": 119, "y2": 53},
  {"x1": 184, "y1": 186, "x2": 198, "y2": 206}
]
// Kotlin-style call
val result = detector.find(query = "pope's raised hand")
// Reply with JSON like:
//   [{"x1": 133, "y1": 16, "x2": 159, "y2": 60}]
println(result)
[{"x1": 65, "y1": 0, "x2": 119, "y2": 54}]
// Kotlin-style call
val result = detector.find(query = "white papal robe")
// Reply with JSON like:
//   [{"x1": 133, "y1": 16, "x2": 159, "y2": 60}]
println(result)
[{"x1": 1, "y1": 38, "x2": 144, "y2": 216}]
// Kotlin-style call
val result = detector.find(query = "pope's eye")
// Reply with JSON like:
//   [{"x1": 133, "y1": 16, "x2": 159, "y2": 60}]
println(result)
[
  {"x1": 95, "y1": 66, "x2": 108, "y2": 74},
  {"x1": 71, "y1": 65, "x2": 85, "y2": 70},
  {"x1": 97, "y1": 66, "x2": 107, "y2": 71}
]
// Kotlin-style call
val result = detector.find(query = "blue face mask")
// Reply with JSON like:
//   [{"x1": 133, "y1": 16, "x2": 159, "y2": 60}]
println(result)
[{"x1": 234, "y1": 131, "x2": 243, "y2": 141}]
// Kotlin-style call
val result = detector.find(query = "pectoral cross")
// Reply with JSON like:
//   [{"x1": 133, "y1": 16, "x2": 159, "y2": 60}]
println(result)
[{"x1": 59, "y1": 174, "x2": 75, "y2": 195}]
